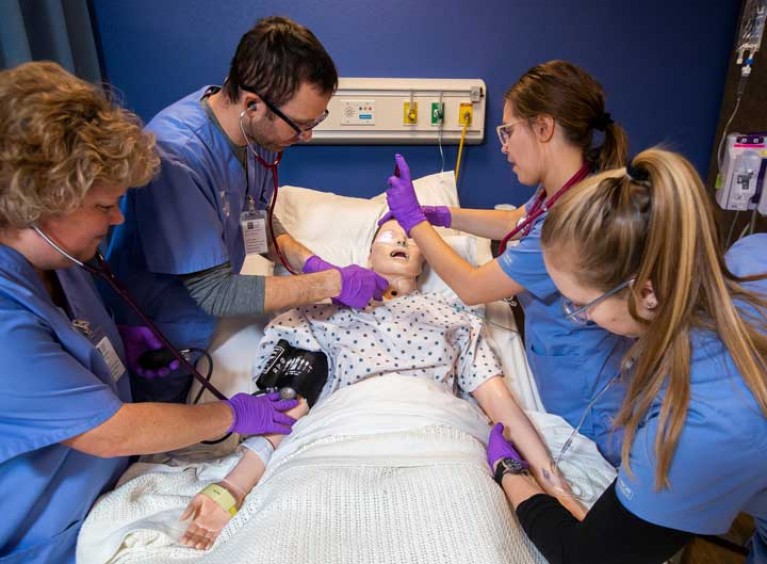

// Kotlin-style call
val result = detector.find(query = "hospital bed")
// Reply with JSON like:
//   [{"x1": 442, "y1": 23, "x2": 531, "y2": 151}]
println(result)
[{"x1": 77, "y1": 172, "x2": 617, "y2": 564}]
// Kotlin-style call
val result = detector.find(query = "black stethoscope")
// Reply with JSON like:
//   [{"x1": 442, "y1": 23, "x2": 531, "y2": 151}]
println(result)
[
  {"x1": 33, "y1": 226, "x2": 228, "y2": 400},
  {"x1": 238, "y1": 106, "x2": 297, "y2": 274},
  {"x1": 497, "y1": 163, "x2": 591, "y2": 254}
]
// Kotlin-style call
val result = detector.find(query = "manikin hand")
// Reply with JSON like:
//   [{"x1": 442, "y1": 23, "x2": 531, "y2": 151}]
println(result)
[{"x1": 180, "y1": 486, "x2": 236, "y2": 550}]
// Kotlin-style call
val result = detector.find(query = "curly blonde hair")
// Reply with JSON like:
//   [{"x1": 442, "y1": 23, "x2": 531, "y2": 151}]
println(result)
[{"x1": 0, "y1": 61, "x2": 160, "y2": 229}]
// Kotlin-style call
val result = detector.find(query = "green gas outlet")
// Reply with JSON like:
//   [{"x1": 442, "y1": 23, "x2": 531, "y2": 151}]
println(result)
[{"x1": 430, "y1": 102, "x2": 445, "y2": 125}]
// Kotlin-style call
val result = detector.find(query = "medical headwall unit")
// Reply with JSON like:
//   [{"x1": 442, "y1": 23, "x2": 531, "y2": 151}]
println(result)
[{"x1": 309, "y1": 78, "x2": 486, "y2": 145}]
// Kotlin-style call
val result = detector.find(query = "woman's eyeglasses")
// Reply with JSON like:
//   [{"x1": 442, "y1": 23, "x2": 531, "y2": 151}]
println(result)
[
  {"x1": 562, "y1": 279, "x2": 634, "y2": 325},
  {"x1": 496, "y1": 120, "x2": 523, "y2": 145}
]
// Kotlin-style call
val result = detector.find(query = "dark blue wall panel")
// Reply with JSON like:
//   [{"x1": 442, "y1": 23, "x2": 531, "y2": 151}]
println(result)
[{"x1": 91, "y1": 0, "x2": 739, "y2": 209}]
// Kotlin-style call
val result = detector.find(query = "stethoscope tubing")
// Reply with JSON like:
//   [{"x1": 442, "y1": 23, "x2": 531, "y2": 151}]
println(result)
[{"x1": 33, "y1": 226, "x2": 228, "y2": 400}]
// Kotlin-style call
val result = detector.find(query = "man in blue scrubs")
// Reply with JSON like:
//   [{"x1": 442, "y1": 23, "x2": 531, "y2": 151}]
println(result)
[{"x1": 105, "y1": 16, "x2": 387, "y2": 403}]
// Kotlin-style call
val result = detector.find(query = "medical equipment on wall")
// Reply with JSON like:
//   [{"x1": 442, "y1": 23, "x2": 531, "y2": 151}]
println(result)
[
  {"x1": 310, "y1": 78, "x2": 486, "y2": 145},
  {"x1": 715, "y1": 133, "x2": 767, "y2": 216}
]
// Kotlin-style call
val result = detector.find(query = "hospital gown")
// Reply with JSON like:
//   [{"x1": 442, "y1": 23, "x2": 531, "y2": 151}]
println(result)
[{"x1": 253, "y1": 292, "x2": 502, "y2": 400}]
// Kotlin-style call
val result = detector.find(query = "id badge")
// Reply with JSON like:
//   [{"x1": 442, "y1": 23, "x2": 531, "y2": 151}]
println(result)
[
  {"x1": 96, "y1": 336, "x2": 127, "y2": 382},
  {"x1": 241, "y1": 209, "x2": 268, "y2": 256}
]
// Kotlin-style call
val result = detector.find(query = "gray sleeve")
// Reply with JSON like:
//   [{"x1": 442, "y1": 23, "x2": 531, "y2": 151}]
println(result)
[
  {"x1": 270, "y1": 211, "x2": 288, "y2": 239},
  {"x1": 182, "y1": 262, "x2": 266, "y2": 317}
]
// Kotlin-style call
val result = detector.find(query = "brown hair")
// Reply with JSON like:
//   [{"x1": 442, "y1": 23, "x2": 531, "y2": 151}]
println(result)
[
  {"x1": 222, "y1": 16, "x2": 338, "y2": 106},
  {"x1": 0, "y1": 61, "x2": 159, "y2": 229},
  {"x1": 506, "y1": 60, "x2": 628, "y2": 171},
  {"x1": 541, "y1": 147, "x2": 767, "y2": 488}
]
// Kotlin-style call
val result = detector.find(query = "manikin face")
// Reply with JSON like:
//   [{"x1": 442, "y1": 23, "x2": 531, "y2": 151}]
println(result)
[
  {"x1": 543, "y1": 251, "x2": 648, "y2": 338},
  {"x1": 369, "y1": 220, "x2": 424, "y2": 296},
  {"x1": 499, "y1": 101, "x2": 544, "y2": 187},
  {"x1": 243, "y1": 82, "x2": 332, "y2": 152},
  {"x1": 39, "y1": 183, "x2": 126, "y2": 264}
]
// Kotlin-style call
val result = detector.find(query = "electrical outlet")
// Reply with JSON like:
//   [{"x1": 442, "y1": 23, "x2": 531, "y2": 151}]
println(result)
[
  {"x1": 430, "y1": 102, "x2": 445, "y2": 125},
  {"x1": 403, "y1": 101, "x2": 418, "y2": 125},
  {"x1": 458, "y1": 102, "x2": 473, "y2": 126}
]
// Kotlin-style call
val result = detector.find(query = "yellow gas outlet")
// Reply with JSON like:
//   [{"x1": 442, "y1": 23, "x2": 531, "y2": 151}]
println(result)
[
  {"x1": 458, "y1": 102, "x2": 473, "y2": 126},
  {"x1": 403, "y1": 101, "x2": 418, "y2": 125}
]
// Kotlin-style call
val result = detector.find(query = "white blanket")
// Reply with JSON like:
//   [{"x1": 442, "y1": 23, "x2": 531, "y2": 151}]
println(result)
[{"x1": 78, "y1": 376, "x2": 616, "y2": 564}]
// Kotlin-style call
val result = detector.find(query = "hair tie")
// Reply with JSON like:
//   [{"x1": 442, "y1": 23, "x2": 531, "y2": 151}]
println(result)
[
  {"x1": 592, "y1": 112, "x2": 613, "y2": 132},
  {"x1": 626, "y1": 162, "x2": 650, "y2": 184}
]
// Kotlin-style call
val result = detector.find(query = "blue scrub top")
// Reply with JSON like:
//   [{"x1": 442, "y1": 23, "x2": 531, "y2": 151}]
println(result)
[
  {"x1": 0, "y1": 246, "x2": 130, "y2": 563},
  {"x1": 497, "y1": 194, "x2": 633, "y2": 465},
  {"x1": 104, "y1": 86, "x2": 277, "y2": 353},
  {"x1": 616, "y1": 234, "x2": 767, "y2": 563}
]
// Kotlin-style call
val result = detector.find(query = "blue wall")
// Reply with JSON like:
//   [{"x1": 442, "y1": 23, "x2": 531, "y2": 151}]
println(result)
[{"x1": 91, "y1": 0, "x2": 739, "y2": 209}]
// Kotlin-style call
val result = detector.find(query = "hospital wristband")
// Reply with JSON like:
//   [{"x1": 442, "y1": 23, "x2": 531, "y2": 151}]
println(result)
[{"x1": 200, "y1": 483, "x2": 239, "y2": 517}]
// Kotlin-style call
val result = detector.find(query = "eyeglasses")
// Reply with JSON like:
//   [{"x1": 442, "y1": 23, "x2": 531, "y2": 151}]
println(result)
[
  {"x1": 496, "y1": 120, "x2": 524, "y2": 145},
  {"x1": 562, "y1": 279, "x2": 634, "y2": 325},
  {"x1": 246, "y1": 89, "x2": 329, "y2": 136}
]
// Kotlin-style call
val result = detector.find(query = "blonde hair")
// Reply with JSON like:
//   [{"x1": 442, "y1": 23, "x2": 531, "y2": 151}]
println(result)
[
  {"x1": 506, "y1": 60, "x2": 628, "y2": 171},
  {"x1": 0, "y1": 61, "x2": 159, "y2": 229},
  {"x1": 541, "y1": 147, "x2": 767, "y2": 488}
]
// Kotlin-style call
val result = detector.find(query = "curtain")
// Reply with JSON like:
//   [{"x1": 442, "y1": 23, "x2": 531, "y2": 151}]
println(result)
[{"x1": 0, "y1": 0, "x2": 101, "y2": 81}]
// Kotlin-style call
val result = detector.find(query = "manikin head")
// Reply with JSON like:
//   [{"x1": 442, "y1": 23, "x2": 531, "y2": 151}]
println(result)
[{"x1": 368, "y1": 219, "x2": 424, "y2": 299}]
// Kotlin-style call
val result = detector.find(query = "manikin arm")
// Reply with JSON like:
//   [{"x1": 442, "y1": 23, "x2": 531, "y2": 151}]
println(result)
[{"x1": 472, "y1": 377, "x2": 586, "y2": 520}]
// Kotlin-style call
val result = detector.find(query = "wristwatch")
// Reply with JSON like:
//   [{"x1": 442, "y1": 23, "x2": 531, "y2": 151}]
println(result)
[{"x1": 493, "y1": 456, "x2": 530, "y2": 484}]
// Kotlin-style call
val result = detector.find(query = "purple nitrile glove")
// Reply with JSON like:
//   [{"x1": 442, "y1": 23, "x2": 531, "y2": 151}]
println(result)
[
  {"x1": 225, "y1": 392, "x2": 299, "y2": 435},
  {"x1": 487, "y1": 422, "x2": 528, "y2": 470},
  {"x1": 377, "y1": 205, "x2": 452, "y2": 229},
  {"x1": 385, "y1": 154, "x2": 427, "y2": 235},
  {"x1": 302, "y1": 255, "x2": 336, "y2": 274},
  {"x1": 335, "y1": 264, "x2": 389, "y2": 308},
  {"x1": 117, "y1": 325, "x2": 180, "y2": 379}
]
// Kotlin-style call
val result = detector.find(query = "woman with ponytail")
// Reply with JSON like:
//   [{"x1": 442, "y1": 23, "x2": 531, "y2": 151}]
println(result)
[
  {"x1": 487, "y1": 147, "x2": 767, "y2": 563},
  {"x1": 384, "y1": 61, "x2": 632, "y2": 464}
]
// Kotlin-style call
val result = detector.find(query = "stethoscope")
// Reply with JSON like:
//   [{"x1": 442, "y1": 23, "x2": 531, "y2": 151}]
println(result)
[
  {"x1": 238, "y1": 106, "x2": 297, "y2": 274},
  {"x1": 497, "y1": 163, "x2": 591, "y2": 254},
  {"x1": 33, "y1": 226, "x2": 228, "y2": 401}
]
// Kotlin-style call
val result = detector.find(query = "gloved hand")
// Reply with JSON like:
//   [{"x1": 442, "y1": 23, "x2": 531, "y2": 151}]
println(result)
[
  {"x1": 377, "y1": 205, "x2": 451, "y2": 229},
  {"x1": 117, "y1": 325, "x2": 179, "y2": 379},
  {"x1": 225, "y1": 392, "x2": 299, "y2": 435},
  {"x1": 302, "y1": 255, "x2": 335, "y2": 274},
  {"x1": 385, "y1": 154, "x2": 427, "y2": 235},
  {"x1": 335, "y1": 264, "x2": 389, "y2": 308},
  {"x1": 487, "y1": 422, "x2": 528, "y2": 470}
]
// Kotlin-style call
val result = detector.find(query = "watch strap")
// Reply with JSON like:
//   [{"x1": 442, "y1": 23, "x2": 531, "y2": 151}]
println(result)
[
  {"x1": 493, "y1": 457, "x2": 529, "y2": 484},
  {"x1": 200, "y1": 483, "x2": 238, "y2": 516}
]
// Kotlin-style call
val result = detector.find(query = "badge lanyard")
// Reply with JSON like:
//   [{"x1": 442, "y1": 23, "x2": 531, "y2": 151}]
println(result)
[
  {"x1": 243, "y1": 141, "x2": 298, "y2": 275},
  {"x1": 497, "y1": 163, "x2": 591, "y2": 254}
]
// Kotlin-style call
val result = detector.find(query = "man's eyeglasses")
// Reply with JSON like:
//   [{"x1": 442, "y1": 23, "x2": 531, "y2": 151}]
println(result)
[
  {"x1": 562, "y1": 279, "x2": 634, "y2": 325},
  {"x1": 496, "y1": 120, "x2": 524, "y2": 145},
  {"x1": 247, "y1": 89, "x2": 329, "y2": 136}
]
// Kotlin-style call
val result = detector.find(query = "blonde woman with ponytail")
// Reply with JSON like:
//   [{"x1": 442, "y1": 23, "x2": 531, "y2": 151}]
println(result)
[
  {"x1": 486, "y1": 147, "x2": 767, "y2": 563},
  {"x1": 384, "y1": 61, "x2": 632, "y2": 465}
]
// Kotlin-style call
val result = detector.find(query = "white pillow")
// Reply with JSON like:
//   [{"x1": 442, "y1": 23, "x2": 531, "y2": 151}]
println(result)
[{"x1": 274, "y1": 171, "x2": 462, "y2": 269}]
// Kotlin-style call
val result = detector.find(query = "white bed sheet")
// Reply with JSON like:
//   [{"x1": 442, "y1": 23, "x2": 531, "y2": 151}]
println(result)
[{"x1": 78, "y1": 376, "x2": 615, "y2": 564}]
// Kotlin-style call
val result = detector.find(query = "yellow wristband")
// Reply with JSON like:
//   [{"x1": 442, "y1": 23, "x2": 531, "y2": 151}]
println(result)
[{"x1": 200, "y1": 483, "x2": 238, "y2": 517}]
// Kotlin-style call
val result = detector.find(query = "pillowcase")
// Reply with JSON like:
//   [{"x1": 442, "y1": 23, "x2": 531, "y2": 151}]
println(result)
[{"x1": 273, "y1": 171, "x2": 462, "y2": 269}]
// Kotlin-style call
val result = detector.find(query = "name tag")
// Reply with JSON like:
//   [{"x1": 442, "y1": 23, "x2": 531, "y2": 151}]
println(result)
[
  {"x1": 241, "y1": 209, "x2": 268, "y2": 256},
  {"x1": 96, "y1": 336, "x2": 126, "y2": 382}
]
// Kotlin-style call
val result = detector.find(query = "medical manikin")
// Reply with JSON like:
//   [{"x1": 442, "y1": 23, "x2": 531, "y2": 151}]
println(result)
[{"x1": 179, "y1": 219, "x2": 582, "y2": 549}]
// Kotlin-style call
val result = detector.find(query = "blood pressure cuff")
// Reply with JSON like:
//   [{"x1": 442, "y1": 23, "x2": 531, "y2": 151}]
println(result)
[{"x1": 256, "y1": 339, "x2": 328, "y2": 407}]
